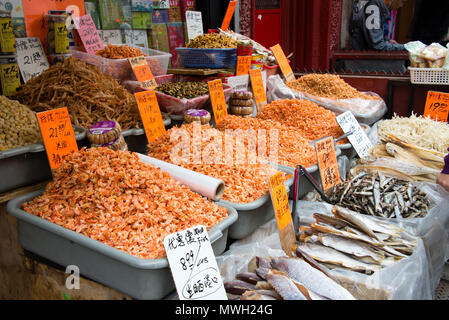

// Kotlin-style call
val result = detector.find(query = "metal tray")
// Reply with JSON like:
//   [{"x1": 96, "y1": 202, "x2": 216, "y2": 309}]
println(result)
[
  {"x1": 7, "y1": 189, "x2": 238, "y2": 300},
  {"x1": 0, "y1": 126, "x2": 87, "y2": 194}
]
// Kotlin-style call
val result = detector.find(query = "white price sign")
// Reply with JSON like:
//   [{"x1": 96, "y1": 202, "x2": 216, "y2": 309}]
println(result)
[
  {"x1": 16, "y1": 37, "x2": 50, "y2": 83},
  {"x1": 336, "y1": 111, "x2": 373, "y2": 158},
  {"x1": 98, "y1": 30, "x2": 122, "y2": 45},
  {"x1": 164, "y1": 225, "x2": 227, "y2": 300},
  {"x1": 186, "y1": 11, "x2": 204, "y2": 42}
]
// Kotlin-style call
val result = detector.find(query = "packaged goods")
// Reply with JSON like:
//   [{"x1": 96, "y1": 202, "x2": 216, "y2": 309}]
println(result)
[
  {"x1": 0, "y1": 10, "x2": 16, "y2": 54},
  {"x1": 23, "y1": 147, "x2": 228, "y2": 259},
  {"x1": 45, "y1": 14, "x2": 70, "y2": 55},
  {"x1": 183, "y1": 109, "x2": 211, "y2": 124},
  {"x1": 186, "y1": 33, "x2": 237, "y2": 49},
  {"x1": 168, "y1": 0, "x2": 182, "y2": 22},
  {"x1": 420, "y1": 43, "x2": 448, "y2": 68},
  {"x1": 0, "y1": 96, "x2": 42, "y2": 151},
  {"x1": 87, "y1": 121, "x2": 122, "y2": 145},
  {"x1": 404, "y1": 41, "x2": 427, "y2": 68},
  {"x1": 14, "y1": 57, "x2": 141, "y2": 130},
  {"x1": 95, "y1": 43, "x2": 146, "y2": 59},
  {"x1": 92, "y1": 135, "x2": 128, "y2": 151},
  {"x1": 167, "y1": 22, "x2": 185, "y2": 67},
  {"x1": 0, "y1": 55, "x2": 21, "y2": 96},
  {"x1": 150, "y1": 23, "x2": 170, "y2": 53},
  {"x1": 156, "y1": 80, "x2": 208, "y2": 99},
  {"x1": 131, "y1": 11, "x2": 152, "y2": 29}
]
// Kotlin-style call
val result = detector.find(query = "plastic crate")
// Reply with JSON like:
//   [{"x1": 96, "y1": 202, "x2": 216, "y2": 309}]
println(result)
[
  {"x1": 176, "y1": 47, "x2": 237, "y2": 69},
  {"x1": 71, "y1": 44, "x2": 172, "y2": 82},
  {"x1": 409, "y1": 67, "x2": 449, "y2": 85}
]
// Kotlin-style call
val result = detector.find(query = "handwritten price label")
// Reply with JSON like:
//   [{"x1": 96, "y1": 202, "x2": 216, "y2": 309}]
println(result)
[
  {"x1": 315, "y1": 137, "x2": 341, "y2": 191},
  {"x1": 74, "y1": 14, "x2": 104, "y2": 54},
  {"x1": 336, "y1": 111, "x2": 373, "y2": 159},
  {"x1": 36, "y1": 108, "x2": 78, "y2": 170},
  {"x1": 236, "y1": 56, "x2": 252, "y2": 76},
  {"x1": 208, "y1": 79, "x2": 228, "y2": 125},
  {"x1": 16, "y1": 37, "x2": 50, "y2": 83},
  {"x1": 249, "y1": 69, "x2": 267, "y2": 112},
  {"x1": 270, "y1": 44, "x2": 295, "y2": 82},
  {"x1": 185, "y1": 11, "x2": 203, "y2": 41},
  {"x1": 221, "y1": 0, "x2": 237, "y2": 31},
  {"x1": 128, "y1": 56, "x2": 157, "y2": 90},
  {"x1": 424, "y1": 91, "x2": 449, "y2": 122},
  {"x1": 135, "y1": 90, "x2": 166, "y2": 142},
  {"x1": 164, "y1": 225, "x2": 227, "y2": 300}
]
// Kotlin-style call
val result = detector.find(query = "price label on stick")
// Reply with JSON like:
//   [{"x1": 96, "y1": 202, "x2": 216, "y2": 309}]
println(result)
[
  {"x1": 16, "y1": 37, "x2": 50, "y2": 83},
  {"x1": 249, "y1": 68, "x2": 267, "y2": 112},
  {"x1": 221, "y1": 0, "x2": 237, "y2": 31},
  {"x1": 128, "y1": 56, "x2": 157, "y2": 90},
  {"x1": 270, "y1": 44, "x2": 295, "y2": 82},
  {"x1": 73, "y1": 14, "x2": 104, "y2": 54},
  {"x1": 336, "y1": 111, "x2": 373, "y2": 159},
  {"x1": 315, "y1": 137, "x2": 341, "y2": 191},
  {"x1": 185, "y1": 11, "x2": 203, "y2": 41},
  {"x1": 164, "y1": 225, "x2": 228, "y2": 300},
  {"x1": 235, "y1": 56, "x2": 252, "y2": 76},
  {"x1": 424, "y1": 91, "x2": 449, "y2": 122},
  {"x1": 268, "y1": 172, "x2": 296, "y2": 257},
  {"x1": 208, "y1": 79, "x2": 228, "y2": 125},
  {"x1": 36, "y1": 108, "x2": 78, "y2": 170},
  {"x1": 135, "y1": 90, "x2": 166, "y2": 142}
]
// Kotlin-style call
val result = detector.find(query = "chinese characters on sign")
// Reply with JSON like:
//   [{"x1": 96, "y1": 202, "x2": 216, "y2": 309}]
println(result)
[
  {"x1": 128, "y1": 56, "x2": 157, "y2": 90},
  {"x1": 424, "y1": 91, "x2": 449, "y2": 122},
  {"x1": 16, "y1": 37, "x2": 50, "y2": 83},
  {"x1": 73, "y1": 14, "x2": 104, "y2": 54},
  {"x1": 134, "y1": 90, "x2": 166, "y2": 142},
  {"x1": 249, "y1": 68, "x2": 267, "y2": 112},
  {"x1": 315, "y1": 137, "x2": 341, "y2": 191},
  {"x1": 270, "y1": 44, "x2": 295, "y2": 82},
  {"x1": 163, "y1": 225, "x2": 227, "y2": 300},
  {"x1": 336, "y1": 111, "x2": 373, "y2": 159},
  {"x1": 36, "y1": 108, "x2": 78, "y2": 170},
  {"x1": 208, "y1": 79, "x2": 228, "y2": 125},
  {"x1": 185, "y1": 11, "x2": 203, "y2": 42},
  {"x1": 235, "y1": 56, "x2": 252, "y2": 76},
  {"x1": 221, "y1": 0, "x2": 237, "y2": 31}
]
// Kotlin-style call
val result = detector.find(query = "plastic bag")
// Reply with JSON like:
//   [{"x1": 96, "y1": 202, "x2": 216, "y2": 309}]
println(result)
[
  {"x1": 267, "y1": 75, "x2": 387, "y2": 125},
  {"x1": 404, "y1": 41, "x2": 427, "y2": 68},
  {"x1": 420, "y1": 43, "x2": 448, "y2": 68}
]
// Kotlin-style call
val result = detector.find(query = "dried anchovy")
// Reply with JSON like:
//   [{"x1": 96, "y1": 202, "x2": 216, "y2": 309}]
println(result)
[{"x1": 156, "y1": 81, "x2": 209, "y2": 99}]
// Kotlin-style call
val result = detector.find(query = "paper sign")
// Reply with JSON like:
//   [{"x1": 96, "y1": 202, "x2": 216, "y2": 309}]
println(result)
[
  {"x1": 270, "y1": 44, "x2": 295, "y2": 82},
  {"x1": 0, "y1": 17, "x2": 16, "y2": 53},
  {"x1": 336, "y1": 111, "x2": 373, "y2": 159},
  {"x1": 249, "y1": 68, "x2": 267, "y2": 112},
  {"x1": 129, "y1": 56, "x2": 157, "y2": 90},
  {"x1": 98, "y1": 30, "x2": 122, "y2": 45},
  {"x1": 208, "y1": 79, "x2": 228, "y2": 125},
  {"x1": 16, "y1": 37, "x2": 50, "y2": 83},
  {"x1": 164, "y1": 225, "x2": 227, "y2": 300},
  {"x1": 73, "y1": 14, "x2": 104, "y2": 54},
  {"x1": 235, "y1": 55, "x2": 252, "y2": 76},
  {"x1": 185, "y1": 10, "x2": 203, "y2": 41},
  {"x1": 424, "y1": 91, "x2": 449, "y2": 122},
  {"x1": 0, "y1": 62, "x2": 20, "y2": 96},
  {"x1": 315, "y1": 137, "x2": 341, "y2": 191},
  {"x1": 221, "y1": 0, "x2": 237, "y2": 31},
  {"x1": 124, "y1": 29, "x2": 150, "y2": 48},
  {"x1": 135, "y1": 90, "x2": 166, "y2": 142},
  {"x1": 36, "y1": 108, "x2": 78, "y2": 170}
]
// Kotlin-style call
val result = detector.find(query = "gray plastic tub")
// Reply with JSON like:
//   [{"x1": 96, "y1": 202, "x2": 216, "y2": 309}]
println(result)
[
  {"x1": 7, "y1": 189, "x2": 238, "y2": 300},
  {"x1": 218, "y1": 169, "x2": 294, "y2": 240},
  {"x1": 121, "y1": 118, "x2": 171, "y2": 154},
  {"x1": 336, "y1": 123, "x2": 371, "y2": 162},
  {"x1": 0, "y1": 126, "x2": 87, "y2": 194}
]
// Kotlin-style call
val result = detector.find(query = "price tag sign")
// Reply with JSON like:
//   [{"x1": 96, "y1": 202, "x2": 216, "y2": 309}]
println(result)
[
  {"x1": 249, "y1": 68, "x2": 267, "y2": 112},
  {"x1": 235, "y1": 55, "x2": 252, "y2": 76},
  {"x1": 164, "y1": 225, "x2": 228, "y2": 300},
  {"x1": 36, "y1": 108, "x2": 78, "y2": 170},
  {"x1": 270, "y1": 44, "x2": 295, "y2": 82},
  {"x1": 0, "y1": 17, "x2": 16, "y2": 53},
  {"x1": 221, "y1": 0, "x2": 237, "y2": 31},
  {"x1": 424, "y1": 91, "x2": 449, "y2": 122},
  {"x1": 185, "y1": 11, "x2": 203, "y2": 41},
  {"x1": 336, "y1": 111, "x2": 373, "y2": 159},
  {"x1": 73, "y1": 14, "x2": 104, "y2": 54},
  {"x1": 16, "y1": 37, "x2": 50, "y2": 83},
  {"x1": 208, "y1": 79, "x2": 228, "y2": 125},
  {"x1": 54, "y1": 22, "x2": 69, "y2": 54},
  {"x1": 315, "y1": 137, "x2": 341, "y2": 191},
  {"x1": 128, "y1": 56, "x2": 157, "y2": 90},
  {"x1": 268, "y1": 172, "x2": 296, "y2": 257},
  {"x1": 135, "y1": 90, "x2": 166, "y2": 142}
]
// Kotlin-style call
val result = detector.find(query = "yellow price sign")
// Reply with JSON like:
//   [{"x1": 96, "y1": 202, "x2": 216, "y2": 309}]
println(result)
[
  {"x1": 129, "y1": 56, "x2": 157, "y2": 90},
  {"x1": 208, "y1": 79, "x2": 228, "y2": 125},
  {"x1": 249, "y1": 68, "x2": 267, "y2": 112},
  {"x1": 270, "y1": 44, "x2": 295, "y2": 82},
  {"x1": 315, "y1": 137, "x2": 341, "y2": 191},
  {"x1": 236, "y1": 56, "x2": 252, "y2": 76},
  {"x1": 221, "y1": 0, "x2": 238, "y2": 31},
  {"x1": 135, "y1": 90, "x2": 166, "y2": 142}
]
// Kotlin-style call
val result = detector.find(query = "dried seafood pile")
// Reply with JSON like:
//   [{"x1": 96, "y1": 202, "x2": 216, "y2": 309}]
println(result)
[
  {"x1": 95, "y1": 44, "x2": 146, "y2": 59},
  {"x1": 328, "y1": 172, "x2": 432, "y2": 219},
  {"x1": 299, "y1": 206, "x2": 418, "y2": 274},
  {"x1": 156, "y1": 81, "x2": 209, "y2": 99},
  {"x1": 186, "y1": 33, "x2": 237, "y2": 49},
  {"x1": 13, "y1": 57, "x2": 141, "y2": 130}
]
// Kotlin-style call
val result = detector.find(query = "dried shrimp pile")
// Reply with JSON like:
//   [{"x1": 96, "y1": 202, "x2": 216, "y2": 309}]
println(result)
[
  {"x1": 216, "y1": 115, "x2": 316, "y2": 168},
  {"x1": 286, "y1": 74, "x2": 378, "y2": 100},
  {"x1": 95, "y1": 44, "x2": 147, "y2": 59},
  {"x1": 24, "y1": 148, "x2": 228, "y2": 259},
  {"x1": 13, "y1": 57, "x2": 141, "y2": 130},
  {"x1": 147, "y1": 123, "x2": 280, "y2": 203},
  {"x1": 256, "y1": 99, "x2": 345, "y2": 144}
]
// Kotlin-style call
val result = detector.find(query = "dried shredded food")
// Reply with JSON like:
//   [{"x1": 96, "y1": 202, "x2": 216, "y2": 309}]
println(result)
[
  {"x1": 147, "y1": 123, "x2": 281, "y2": 203},
  {"x1": 287, "y1": 74, "x2": 379, "y2": 100},
  {"x1": 216, "y1": 115, "x2": 316, "y2": 168},
  {"x1": 13, "y1": 57, "x2": 141, "y2": 130},
  {"x1": 257, "y1": 99, "x2": 346, "y2": 143},
  {"x1": 95, "y1": 44, "x2": 147, "y2": 59},
  {"x1": 24, "y1": 148, "x2": 228, "y2": 259}
]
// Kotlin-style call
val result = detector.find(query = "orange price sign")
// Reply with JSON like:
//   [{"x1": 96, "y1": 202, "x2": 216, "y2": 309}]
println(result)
[
  {"x1": 235, "y1": 56, "x2": 252, "y2": 76},
  {"x1": 270, "y1": 44, "x2": 295, "y2": 82},
  {"x1": 208, "y1": 79, "x2": 228, "y2": 125},
  {"x1": 36, "y1": 108, "x2": 78, "y2": 170},
  {"x1": 315, "y1": 137, "x2": 341, "y2": 191},
  {"x1": 135, "y1": 90, "x2": 166, "y2": 142},
  {"x1": 128, "y1": 56, "x2": 157, "y2": 90},
  {"x1": 249, "y1": 68, "x2": 267, "y2": 112},
  {"x1": 424, "y1": 91, "x2": 449, "y2": 122},
  {"x1": 221, "y1": 0, "x2": 238, "y2": 31}
]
